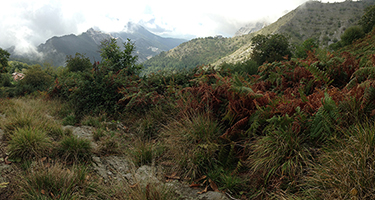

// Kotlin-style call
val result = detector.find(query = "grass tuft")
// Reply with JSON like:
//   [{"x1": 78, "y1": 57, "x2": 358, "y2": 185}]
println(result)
[
  {"x1": 15, "y1": 163, "x2": 98, "y2": 199},
  {"x1": 56, "y1": 135, "x2": 93, "y2": 164},
  {"x1": 8, "y1": 127, "x2": 52, "y2": 160}
]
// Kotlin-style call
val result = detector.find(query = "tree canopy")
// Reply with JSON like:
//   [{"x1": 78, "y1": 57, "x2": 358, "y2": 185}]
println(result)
[
  {"x1": 250, "y1": 34, "x2": 292, "y2": 65},
  {"x1": 294, "y1": 38, "x2": 319, "y2": 59},
  {"x1": 0, "y1": 48, "x2": 10, "y2": 73},
  {"x1": 359, "y1": 5, "x2": 375, "y2": 33},
  {"x1": 66, "y1": 53, "x2": 92, "y2": 72},
  {"x1": 100, "y1": 38, "x2": 142, "y2": 75}
]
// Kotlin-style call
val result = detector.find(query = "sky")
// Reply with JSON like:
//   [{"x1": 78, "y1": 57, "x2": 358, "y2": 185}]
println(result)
[{"x1": 0, "y1": 0, "x2": 346, "y2": 54}]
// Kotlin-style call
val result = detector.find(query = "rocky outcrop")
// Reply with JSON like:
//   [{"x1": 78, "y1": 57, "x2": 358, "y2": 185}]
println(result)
[{"x1": 234, "y1": 21, "x2": 268, "y2": 37}]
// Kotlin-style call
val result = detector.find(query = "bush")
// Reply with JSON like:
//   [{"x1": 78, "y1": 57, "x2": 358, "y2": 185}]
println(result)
[
  {"x1": 66, "y1": 53, "x2": 92, "y2": 72},
  {"x1": 340, "y1": 26, "x2": 365, "y2": 46},
  {"x1": 17, "y1": 65, "x2": 52, "y2": 95},
  {"x1": 359, "y1": 5, "x2": 375, "y2": 33},
  {"x1": 0, "y1": 48, "x2": 10, "y2": 73},
  {"x1": 250, "y1": 34, "x2": 292, "y2": 65},
  {"x1": 294, "y1": 38, "x2": 318, "y2": 59},
  {"x1": 50, "y1": 39, "x2": 142, "y2": 118}
]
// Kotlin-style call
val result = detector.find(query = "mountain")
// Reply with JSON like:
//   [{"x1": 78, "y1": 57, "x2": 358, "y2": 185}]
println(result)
[
  {"x1": 144, "y1": 0, "x2": 375, "y2": 72},
  {"x1": 234, "y1": 21, "x2": 268, "y2": 37},
  {"x1": 8, "y1": 23, "x2": 187, "y2": 67},
  {"x1": 111, "y1": 22, "x2": 187, "y2": 62}
]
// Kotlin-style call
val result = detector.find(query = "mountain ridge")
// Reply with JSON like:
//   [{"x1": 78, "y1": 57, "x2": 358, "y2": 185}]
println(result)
[{"x1": 8, "y1": 23, "x2": 187, "y2": 67}]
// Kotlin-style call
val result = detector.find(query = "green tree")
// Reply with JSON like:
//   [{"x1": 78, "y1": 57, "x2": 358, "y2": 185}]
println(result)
[
  {"x1": 294, "y1": 38, "x2": 319, "y2": 59},
  {"x1": 0, "y1": 48, "x2": 10, "y2": 73},
  {"x1": 250, "y1": 34, "x2": 292, "y2": 65},
  {"x1": 340, "y1": 26, "x2": 365, "y2": 46},
  {"x1": 359, "y1": 5, "x2": 375, "y2": 33},
  {"x1": 66, "y1": 53, "x2": 92, "y2": 72},
  {"x1": 100, "y1": 38, "x2": 142, "y2": 75},
  {"x1": 18, "y1": 65, "x2": 52, "y2": 94}
]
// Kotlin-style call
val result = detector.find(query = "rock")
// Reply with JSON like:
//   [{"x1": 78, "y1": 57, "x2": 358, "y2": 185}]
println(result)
[
  {"x1": 92, "y1": 156, "x2": 131, "y2": 182},
  {"x1": 165, "y1": 180, "x2": 230, "y2": 200},
  {"x1": 92, "y1": 156, "x2": 108, "y2": 180},
  {"x1": 134, "y1": 165, "x2": 161, "y2": 187},
  {"x1": 63, "y1": 126, "x2": 94, "y2": 140},
  {"x1": 198, "y1": 191, "x2": 229, "y2": 200},
  {"x1": 0, "y1": 164, "x2": 12, "y2": 183}
]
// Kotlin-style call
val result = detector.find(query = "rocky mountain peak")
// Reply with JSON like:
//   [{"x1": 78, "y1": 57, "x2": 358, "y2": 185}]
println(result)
[{"x1": 234, "y1": 21, "x2": 269, "y2": 37}]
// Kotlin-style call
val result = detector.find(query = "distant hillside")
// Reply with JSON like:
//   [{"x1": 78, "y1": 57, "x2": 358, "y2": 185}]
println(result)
[
  {"x1": 8, "y1": 23, "x2": 186, "y2": 67},
  {"x1": 144, "y1": 0, "x2": 375, "y2": 72},
  {"x1": 142, "y1": 35, "x2": 246, "y2": 73},
  {"x1": 215, "y1": 0, "x2": 375, "y2": 65}
]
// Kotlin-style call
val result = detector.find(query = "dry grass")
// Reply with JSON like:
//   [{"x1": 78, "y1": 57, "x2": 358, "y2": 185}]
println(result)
[
  {"x1": 305, "y1": 121, "x2": 375, "y2": 199},
  {"x1": 13, "y1": 162, "x2": 100, "y2": 200},
  {"x1": 8, "y1": 127, "x2": 52, "y2": 161},
  {"x1": 160, "y1": 113, "x2": 222, "y2": 179},
  {"x1": 0, "y1": 98, "x2": 65, "y2": 141}
]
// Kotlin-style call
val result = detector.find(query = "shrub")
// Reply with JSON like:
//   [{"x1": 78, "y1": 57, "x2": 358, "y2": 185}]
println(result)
[
  {"x1": 250, "y1": 34, "x2": 292, "y2": 65},
  {"x1": 359, "y1": 5, "x2": 375, "y2": 33},
  {"x1": 8, "y1": 127, "x2": 52, "y2": 160},
  {"x1": 17, "y1": 65, "x2": 52, "y2": 95},
  {"x1": 340, "y1": 26, "x2": 365, "y2": 46},
  {"x1": 294, "y1": 38, "x2": 318, "y2": 59},
  {"x1": 66, "y1": 53, "x2": 92, "y2": 72}
]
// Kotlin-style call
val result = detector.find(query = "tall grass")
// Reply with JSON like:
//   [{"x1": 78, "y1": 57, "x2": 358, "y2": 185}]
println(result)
[
  {"x1": 305, "y1": 121, "x2": 375, "y2": 199},
  {"x1": 160, "y1": 113, "x2": 222, "y2": 179},
  {"x1": 56, "y1": 135, "x2": 93, "y2": 164},
  {"x1": 8, "y1": 127, "x2": 52, "y2": 160},
  {"x1": 15, "y1": 163, "x2": 98, "y2": 199},
  {"x1": 0, "y1": 98, "x2": 66, "y2": 141}
]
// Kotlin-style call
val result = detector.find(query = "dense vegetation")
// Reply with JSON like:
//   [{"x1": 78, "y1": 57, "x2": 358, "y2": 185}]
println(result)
[{"x1": 1, "y1": 4, "x2": 375, "y2": 199}]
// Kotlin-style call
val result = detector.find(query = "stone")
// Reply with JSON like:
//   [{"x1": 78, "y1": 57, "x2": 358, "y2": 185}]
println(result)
[{"x1": 134, "y1": 165, "x2": 161, "y2": 187}]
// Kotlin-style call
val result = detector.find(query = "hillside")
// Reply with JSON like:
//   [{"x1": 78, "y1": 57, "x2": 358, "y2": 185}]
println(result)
[
  {"x1": 142, "y1": 35, "x2": 246, "y2": 73},
  {"x1": 144, "y1": 0, "x2": 375, "y2": 71}
]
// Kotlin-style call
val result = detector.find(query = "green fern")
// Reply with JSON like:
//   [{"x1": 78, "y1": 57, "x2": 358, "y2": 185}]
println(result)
[
  {"x1": 230, "y1": 73, "x2": 254, "y2": 95},
  {"x1": 347, "y1": 66, "x2": 375, "y2": 88},
  {"x1": 309, "y1": 93, "x2": 340, "y2": 141},
  {"x1": 217, "y1": 142, "x2": 238, "y2": 171},
  {"x1": 306, "y1": 62, "x2": 332, "y2": 85}
]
